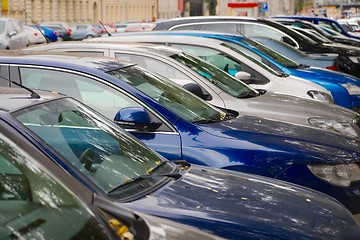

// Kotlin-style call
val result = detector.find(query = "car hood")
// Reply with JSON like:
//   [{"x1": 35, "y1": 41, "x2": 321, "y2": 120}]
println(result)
[
  {"x1": 220, "y1": 90, "x2": 358, "y2": 127},
  {"x1": 194, "y1": 114, "x2": 359, "y2": 164},
  {"x1": 124, "y1": 165, "x2": 360, "y2": 239}
]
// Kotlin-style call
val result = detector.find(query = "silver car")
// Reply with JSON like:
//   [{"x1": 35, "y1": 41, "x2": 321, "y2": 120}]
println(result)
[
  {"x1": 0, "y1": 18, "x2": 29, "y2": 49},
  {"x1": 26, "y1": 42, "x2": 360, "y2": 139}
]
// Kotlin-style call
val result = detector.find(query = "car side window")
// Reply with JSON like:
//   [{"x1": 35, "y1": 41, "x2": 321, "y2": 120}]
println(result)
[
  {"x1": 19, "y1": 67, "x2": 172, "y2": 132},
  {"x1": 198, "y1": 23, "x2": 238, "y2": 34},
  {"x1": 7, "y1": 21, "x2": 15, "y2": 34},
  {"x1": 19, "y1": 67, "x2": 141, "y2": 119},
  {"x1": 170, "y1": 24, "x2": 199, "y2": 31},
  {"x1": 114, "y1": 53, "x2": 192, "y2": 80}
]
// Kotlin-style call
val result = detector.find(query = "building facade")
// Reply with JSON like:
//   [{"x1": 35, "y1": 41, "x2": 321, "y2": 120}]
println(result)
[{"x1": 1, "y1": 0, "x2": 160, "y2": 24}]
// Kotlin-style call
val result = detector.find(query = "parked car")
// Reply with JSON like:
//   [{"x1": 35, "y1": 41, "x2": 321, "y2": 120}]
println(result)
[
  {"x1": 0, "y1": 87, "x2": 223, "y2": 240},
  {"x1": 153, "y1": 16, "x2": 360, "y2": 79},
  {"x1": 126, "y1": 30, "x2": 360, "y2": 112},
  {"x1": 272, "y1": 18, "x2": 360, "y2": 48},
  {"x1": 40, "y1": 21, "x2": 72, "y2": 41},
  {"x1": 3, "y1": 52, "x2": 360, "y2": 215},
  {"x1": 270, "y1": 15, "x2": 360, "y2": 40},
  {"x1": 86, "y1": 32, "x2": 360, "y2": 110},
  {"x1": 29, "y1": 25, "x2": 58, "y2": 42},
  {"x1": 71, "y1": 23, "x2": 103, "y2": 40},
  {"x1": 28, "y1": 41, "x2": 352, "y2": 130},
  {"x1": 2, "y1": 86, "x2": 360, "y2": 239},
  {"x1": 249, "y1": 36, "x2": 338, "y2": 69},
  {"x1": 85, "y1": 35, "x2": 335, "y2": 104},
  {"x1": 23, "y1": 25, "x2": 46, "y2": 45},
  {"x1": 0, "y1": 18, "x2": 29, "y2": 49}
]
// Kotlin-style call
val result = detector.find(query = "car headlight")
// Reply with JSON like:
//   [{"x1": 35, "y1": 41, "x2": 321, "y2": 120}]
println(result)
[
  {"x1": 308, "y1": 163, "x2": 360, "y2": 187},
  {"x1": 307, "y1": 90, "x2": 334, "y2": 103},
  {"x1": 308, "y1": 118, "x2": 358, "y2": 138},
  {"x1": 340, "y1": 83, "x2": 360, "y2": 95},
  {"x1": 349, "y1": 56, "x2": 360, "y2": 64}
]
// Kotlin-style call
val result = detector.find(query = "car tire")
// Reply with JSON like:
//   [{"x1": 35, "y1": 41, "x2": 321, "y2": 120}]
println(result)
[
  {"x1": 85, "y1": 35, "x2": 94, "y2": 39},
  {"x1": 57, "y1": 36, "x2": 64, "y2": 41}
]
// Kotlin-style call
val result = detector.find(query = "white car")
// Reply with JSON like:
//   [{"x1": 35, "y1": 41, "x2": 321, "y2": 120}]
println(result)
[
  {"x1": 0, "y1": 18, "x2": 29, "y2": 49},
  {"x1": 23, "y1": 25, "x2": 46, "y2": 45},
  {"x1": 26, "y1": 42, "x2": 360, "y2": 138},
  {"x1": 85, "y1": 34, "x2": 334, "y2": 102}
]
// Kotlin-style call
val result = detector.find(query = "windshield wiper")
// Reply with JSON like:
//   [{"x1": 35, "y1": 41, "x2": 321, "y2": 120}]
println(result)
[
  {"x1": 193, "y1": 118, "x2": 222, "y2": 124},
  {"x1": 108, "y1": 172, "x2": 182, "y2": 194}
]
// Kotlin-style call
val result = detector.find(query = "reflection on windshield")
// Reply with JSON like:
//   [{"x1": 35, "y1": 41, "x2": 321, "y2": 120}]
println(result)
[
  {"x1": 169, "y1": 52, "x2": 259, "y2": 98},
  {"x1": 107, "y1": 65, "x2": 226, "y2": 122},
  {"x1": 241, "y1": 38, "x2": 300, "y2": 68},
  {"x1": 13, "y1": 98, "x2": 166, "y2": 196},
  {"x1": 217, "y1": 41, "x2": 284, "y2": 75},
  {"x1": 0, "y1": 133, "x2": 109, "y2": 239}
]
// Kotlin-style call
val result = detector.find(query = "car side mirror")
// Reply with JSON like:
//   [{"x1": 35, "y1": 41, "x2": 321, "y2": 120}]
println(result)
[
  {"x1": 234, "y1": 71, "x2": 251, "y2": 82},
  {"x1": 8, "y1": 31, "x2": 18, "y2": 38},
  {"x1": 114, "y1": 107, "x2": 162, "y2": 131},
  {"x1": 183, "y1": 83, "x2": 211, "y2": 100}
]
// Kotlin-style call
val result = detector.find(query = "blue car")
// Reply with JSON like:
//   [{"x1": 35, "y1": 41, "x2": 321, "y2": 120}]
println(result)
[
  {"x1": 29, "y1": 25, "x2": 58, "y2": 42},
  {"x1": 3, "y1": 52, "x2": 360, "y2": 215},
  {"x1": 271, "y1": 15, "x2": 360, "y2": 40},
  {"x1": 127, "y1": 30, "x2": 360, "y2": 112},
  {"x1": 2, "y1": 87, "x2": 360, "y2": 239}
]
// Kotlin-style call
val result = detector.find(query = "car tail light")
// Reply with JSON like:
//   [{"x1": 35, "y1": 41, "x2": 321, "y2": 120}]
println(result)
[
  {"x1": 67, "y1": 29, "x2": 72, "y2": 35},
  {"x1": 54, "y1": 31, "x2": 58, "y2": 35},
  {"x1": 34, "y1": 32, "x2": 38, "y2": 36},
  {"x1": 326, "y1": 66, "x2": 337, "y2": 71}
]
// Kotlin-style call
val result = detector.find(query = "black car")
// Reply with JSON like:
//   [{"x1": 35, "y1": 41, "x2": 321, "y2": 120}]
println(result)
[
  {"x1": 272, "y1": 18, "x2": 360, "y2": 48},
  {"x1": 154, "y1": 16, "x2": 360, "y2": 78}
]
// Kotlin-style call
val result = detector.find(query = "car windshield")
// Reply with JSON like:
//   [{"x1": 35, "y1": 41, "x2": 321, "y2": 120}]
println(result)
[
  {"x1": 0, "y1": 131, "x2": 109, "y2": 239},
  {"x1": 169, "y1": 51, "x2": 259, "y2": 98},
  {"x1": 13, "y1": 98, "x2": 170, "y2": 197},
  {"x1": 236, "y1": 38, "x2": 300, "y2": 69},
  {"x1": 219, "y1": 41, "x2": 287, "y2": 74},
  {"x1": 107, "y1": 65, "x2": 227, "y2": 122}
]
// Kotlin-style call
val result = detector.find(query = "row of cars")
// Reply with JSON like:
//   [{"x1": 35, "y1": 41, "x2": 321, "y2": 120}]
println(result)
[{"x1": 2, "y1": 16, "x2": 360, "y2": 238}]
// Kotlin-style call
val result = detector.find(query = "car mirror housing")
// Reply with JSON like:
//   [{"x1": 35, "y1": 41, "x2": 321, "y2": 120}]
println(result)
[
  {"x1": 114, "y1": 106, "x2": 161, "y2": 131},
  {"x1": 234, "y1": 71, "x2": 251, "y2": 81},
  {"x1": 183, "y1": 82, "x2": 211, "y2": 100}
]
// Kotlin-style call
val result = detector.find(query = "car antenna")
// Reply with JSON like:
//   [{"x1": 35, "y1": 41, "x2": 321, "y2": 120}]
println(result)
[
  {"x1": 11, "y1": 81, "x2": 40, "y2": 99},
  {"x1": 22, "y1": 8, "x2": 48, "y2": 42},
  {"x1": 99, "y1": 20, "x2": 112, "y2": 36}
]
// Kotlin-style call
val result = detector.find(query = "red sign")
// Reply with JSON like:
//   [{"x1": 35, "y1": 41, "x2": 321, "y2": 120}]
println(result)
[{"x1": 178, "y1": 0, "x2": 184, "y2": 13}]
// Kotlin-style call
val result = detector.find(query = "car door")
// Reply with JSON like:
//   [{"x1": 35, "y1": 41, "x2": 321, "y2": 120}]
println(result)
[{"x1": 14, "y1": 66, "x2": 182, "y2": 160}]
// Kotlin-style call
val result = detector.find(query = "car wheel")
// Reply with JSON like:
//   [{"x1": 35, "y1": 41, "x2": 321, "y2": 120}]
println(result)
[
  {"x1": 85, "y1": 35, "x2": 94, "y2": 39},
  {"x1": 57, "y1": 36, "x2": 64, "y2": 41}
]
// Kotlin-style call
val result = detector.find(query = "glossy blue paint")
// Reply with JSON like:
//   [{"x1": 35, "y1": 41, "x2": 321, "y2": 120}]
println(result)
[
  {"x1": 1, "y1": 90, "x2": 360, "y2": 239},
  {"x1": 2, "y1": 53, "x2": 360, "y2": 214},
  {"x1": 141, "y1": 31, "x2": 360, "y2": 111}
]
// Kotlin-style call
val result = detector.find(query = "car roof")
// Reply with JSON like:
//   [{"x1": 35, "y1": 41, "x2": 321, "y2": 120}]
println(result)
[
  {"x1": 26, "y1": 41, "x2": 184, "y2": 58},
  {"x1": 0, "y1": 87, "x2": 64, "y2": 112},
  {"x1": 0, "y1": 50, "x2": 134, "y2": 72}
]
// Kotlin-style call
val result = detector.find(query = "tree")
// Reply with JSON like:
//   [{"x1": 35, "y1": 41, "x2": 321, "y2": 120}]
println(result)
[{"x1": 206, "y1": 0, "x2": 217, "y2": 16}]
